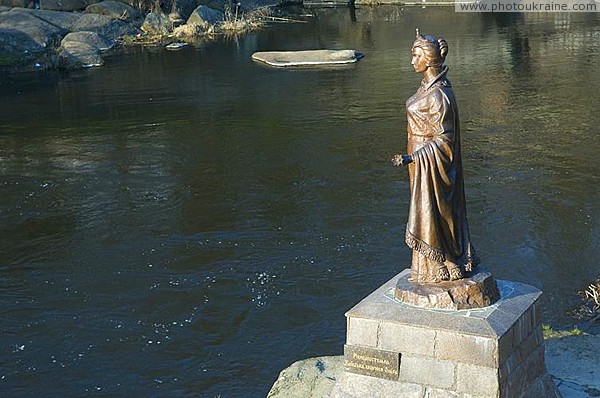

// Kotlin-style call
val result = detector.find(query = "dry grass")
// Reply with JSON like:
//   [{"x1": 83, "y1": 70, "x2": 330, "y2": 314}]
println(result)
[
  {"x1": 219, "y1": 7, "x2": 271, "y2": 35},
  {"x1": 173, "y1": 22, "x2": 208, "y2": 39},
  {"x1": 246, "y1": 7, "x2": 273, "y2": 20},
  {"x1": 360, "y1": 0, "x2": 382, "y2": 6},
  {"x1": 123, "y1": 6, "x2": 274, "y2": 46},
  {"x1": 220, "y1": 19, "x2": 262, "y2": 35}
]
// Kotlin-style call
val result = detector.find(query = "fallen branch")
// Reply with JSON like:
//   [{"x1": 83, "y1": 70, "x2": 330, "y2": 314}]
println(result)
[{"x1": 265, "y1": 16, "x2": 308, "y2": 24}]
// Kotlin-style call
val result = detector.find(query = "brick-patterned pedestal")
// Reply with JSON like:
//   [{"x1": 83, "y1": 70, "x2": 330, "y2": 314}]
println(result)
[{"x1": 331, "y1": 269, "x2": 562, "y2": 398}]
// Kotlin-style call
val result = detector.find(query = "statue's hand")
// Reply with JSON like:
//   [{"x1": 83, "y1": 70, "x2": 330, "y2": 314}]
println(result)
[
  {"x1": 391, "y1": 154, "x2": 403, "y2": 166},
  {"x1": 391, "y1": 154, "x2": 413, "y2": 166}
]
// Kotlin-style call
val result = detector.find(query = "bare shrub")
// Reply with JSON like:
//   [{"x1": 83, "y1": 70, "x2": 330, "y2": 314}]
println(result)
[{"x1": 574, "y1": 278, "x2": 600, "y2": 322}]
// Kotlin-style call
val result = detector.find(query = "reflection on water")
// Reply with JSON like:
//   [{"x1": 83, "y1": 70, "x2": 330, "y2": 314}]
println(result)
[{"x1": 1, "y1": 7, "x2": 600, "y2": 397}]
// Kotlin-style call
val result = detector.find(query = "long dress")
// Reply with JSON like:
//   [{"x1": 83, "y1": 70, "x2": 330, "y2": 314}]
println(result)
[{"x1": 405, "y1": 66, "x2": 478, "y2": 283}]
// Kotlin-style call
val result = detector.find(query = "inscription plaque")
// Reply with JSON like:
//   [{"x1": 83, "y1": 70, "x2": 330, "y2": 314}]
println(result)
[{"x1": 344, "y1": 344, "x2": 400, "y2": 380}]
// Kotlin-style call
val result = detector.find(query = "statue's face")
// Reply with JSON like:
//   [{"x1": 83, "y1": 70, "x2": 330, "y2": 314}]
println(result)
[{"x1": 411, "y1": 47, "x2": 428, "y2": 73}]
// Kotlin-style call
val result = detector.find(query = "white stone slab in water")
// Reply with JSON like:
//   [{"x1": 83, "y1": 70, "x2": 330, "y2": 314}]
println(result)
[
  {"x1": 166, "y1": 42, "x2": 188, "y2": 50},
  {"x1": 251, "y1": 49, "x2": 362, "y2": 67}
]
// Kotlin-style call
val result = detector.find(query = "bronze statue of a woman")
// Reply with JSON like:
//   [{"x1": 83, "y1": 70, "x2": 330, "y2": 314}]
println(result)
[{"x1": 392, "y1": 30, "x2": 479, "y2": 284}]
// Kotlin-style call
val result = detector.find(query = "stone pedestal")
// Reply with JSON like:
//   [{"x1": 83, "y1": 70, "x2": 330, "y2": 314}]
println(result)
[{"x1": 332, "y1": 269, "x2": 562, "y2": 398}]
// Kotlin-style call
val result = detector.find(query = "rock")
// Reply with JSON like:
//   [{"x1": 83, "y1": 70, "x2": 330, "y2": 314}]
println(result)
[
  {"x1": 187, "y1": 5, "x2": 222, "y2": 26},
  {"x1": 394, "y1": 268, "x2": 500, "y2": 310},
  {"x1": 0, "y1": 9, "x2": 66, "y2": 53},
  {"x1": 194, "y1": 0, "x2": 226, "y2": 11},
  {"x1": 0, "y1": 5, "x2": 13, "y2": 11},
  {"x1": 252, "y1": 50, "x2": 362, "y2": 68},
  {"x1": 38, "y1": 0, "x2": 88, "y2": 11},
  {"x1": 58, "y1": 42, "x2": 102, "y2": 68},
  {"x1": 14, "y1": 8, "x2": 141, "y2": 39},
  {"x1": 58, "y1": 30, "x2": 113, "y2": 68},
  {"x1": 267, "y1": 356, "x2": 342, "y2": 398},
  {"x1": 161, "y1": 0, "x2": 197, "y2": 21},
  {"x1": 0, "y1": 8, "x2": 139, "y2": 68},
  {"x1": 70, "y1": 13, "x2": 140, "y2": 38},
  {"x1": 0, "y1": 32, "x2": 32, "y2": 66},
  {"x1": 141, "y1": 11, "x2": 171, "y2": 34},
  {"x1": 0, "y1": 9, "x2": 62, "y2": 67},
  {"x1": 62, "y1": 30, "x2": 114, "y2": 50},
  {"x1": 85, "y1": 0, "x2": 142, "y2": 21},
  {"x1": 0, "y1": 0, "x2": 85, "y2": 10},
  {"x1": 0, "y1": 0, "x2": 35, "y2": 8},
  {"x1": 11, "y1": 7, "x2": 80, "y2": 23}
]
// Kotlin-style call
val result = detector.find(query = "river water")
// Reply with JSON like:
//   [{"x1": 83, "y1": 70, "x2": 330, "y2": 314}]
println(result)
[{"x1": 1, "y1": 6, "x2": 599, "y2": 397}]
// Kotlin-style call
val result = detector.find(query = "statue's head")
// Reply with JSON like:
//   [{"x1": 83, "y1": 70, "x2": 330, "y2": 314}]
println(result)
[{"x1": 411, "y1": 29, "x2": 448, "y2": 73}]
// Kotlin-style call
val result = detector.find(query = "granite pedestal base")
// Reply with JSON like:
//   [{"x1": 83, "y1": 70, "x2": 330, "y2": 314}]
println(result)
[
  {"x1": 333, "y1": 269, "x2": 562, "y2": 398},
  {"x1": 395, "y1": 268, "x2": 500, "y2": 310}
]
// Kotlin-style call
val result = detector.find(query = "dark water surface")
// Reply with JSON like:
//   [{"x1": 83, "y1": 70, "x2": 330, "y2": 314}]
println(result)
[{"x1": 1, "y1": 7, "x2": 600, "y2": 397}]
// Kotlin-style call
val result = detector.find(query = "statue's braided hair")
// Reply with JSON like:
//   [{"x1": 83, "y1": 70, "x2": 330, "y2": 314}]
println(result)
[{"x1": 412, "y1": 29, "x2": 448, "y2": 71}]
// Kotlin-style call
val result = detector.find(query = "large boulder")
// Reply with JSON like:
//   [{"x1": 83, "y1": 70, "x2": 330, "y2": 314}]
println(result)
[
  {"x1": 195, "y1": 0, "x2": 225, "y2": 11},
  {"x1": 61, "y1": 30, "x2": 114, "y2": 50},
  {"x1": 69, "y1": 14, "x2": 140, "y2": 38},
  {"x1": 58, "y1": 30, "x2": 114, "y2": 68},
  {"x1": 11, "y1": 7, "x2": 81, "y2": 24},
  {"x1": 0, "y1": 9, "x2": 66, "y2": 51},
  {"x1": 186, "y1": 5, "x2": 222, "y2": 26},
  {"x1": 268, "y1": 356, "x2": 342, "y2": 398},
  {"x1": 141, "y1": 11, "x2": 171, "y2": 34},
  {"x1": 14, "y1": 8, "x2": 141, "y2": 39},
  {"x1": 85, "y1": 0, "x2": 142, "y2": 21},
  {"x1": 0, "y1": 0, "x2": 87, "y2": 11},
  {"x1": 0, "y1": 0, "x2": 35, "y2": 8},
  {"x1": 0, "y1": 29, "x2": 36, "y2": 66},
  {"x1": 0, "y1": 9, "x2": 66, "y2": 67},
  {"x1": 164, "y1": 0, "x2": 197, "y2": 21},
  {"x1": 38, "y1": 0, "x2": 88, "y2": 11}
]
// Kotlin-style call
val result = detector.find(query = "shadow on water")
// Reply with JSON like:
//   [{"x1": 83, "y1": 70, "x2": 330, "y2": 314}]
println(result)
[{"x1": 1, "y1": 6, "x2": 600, "y2": 397}]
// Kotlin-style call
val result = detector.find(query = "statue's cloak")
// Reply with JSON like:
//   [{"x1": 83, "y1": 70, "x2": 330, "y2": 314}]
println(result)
[{"x1": 405, "y1": 66, "x2": 478, "y2": 270}]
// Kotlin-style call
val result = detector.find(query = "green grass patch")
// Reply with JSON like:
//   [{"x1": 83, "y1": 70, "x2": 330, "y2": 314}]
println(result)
[{"x1": 542, "y1": 324, "x2": 584, "y2": 339}]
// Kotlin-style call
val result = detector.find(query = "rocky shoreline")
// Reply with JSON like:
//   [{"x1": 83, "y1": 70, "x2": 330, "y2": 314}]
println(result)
[
  {"x1": 0, "y1": 0, "x2": 465, "y2": 72},
  {"x1": 0, "y1": 0, "x2": 287, "y2": 71}
]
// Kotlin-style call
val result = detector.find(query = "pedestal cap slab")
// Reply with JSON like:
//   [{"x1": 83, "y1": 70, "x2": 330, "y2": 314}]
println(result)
[{"x1": 346, "y1": 269, "x2": 542, "y2": 341}]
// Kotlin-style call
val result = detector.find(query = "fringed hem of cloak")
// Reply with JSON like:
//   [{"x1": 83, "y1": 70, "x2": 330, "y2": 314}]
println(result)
[
  {"x1": 405, "y1": 230, "x2": 481, "y2": 271},
  {"x1": 405, "y1": 231, "x2": 446, "y2": 263}
]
